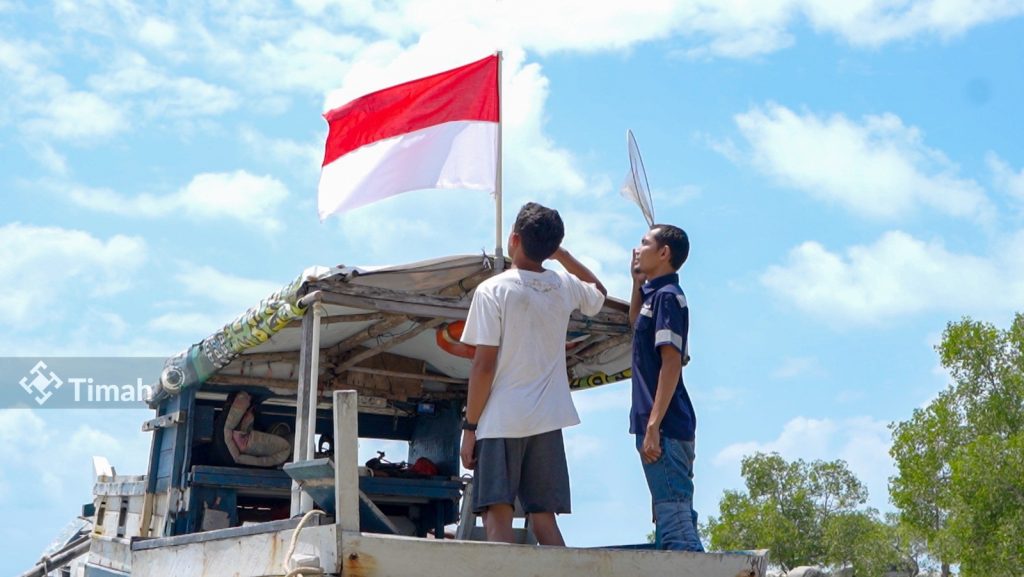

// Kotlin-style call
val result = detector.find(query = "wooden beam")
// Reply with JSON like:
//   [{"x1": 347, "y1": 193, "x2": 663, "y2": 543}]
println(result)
[
  {"x1": 284, "y1": 311, "x2": 386, "y2": 329},
  {"x1": 436, "y1": 268, "x2": 494, "y2": 297},
  {"x1": 326, "y1": 314, "x2": 409, "y2": 358},
  {"x1": 207, "y1": 374, "x2": 298, "y2": 389},
  {"x1": 565, "y1": 334, "x2": 602, "y2": 361},
  {"x1": 291, "y1": 306, "x2": 317, "y2": 516},
  {"x1": 334, "y1": 390, "x2": 360, "y2": 533},
  {"x1": 567, "y1": 310, "x2": 630, "y2": 335},
  {"x1": 207, "y1": 374, "x2": 466, "y2": 400},
  {"x1": 334, "y1": 318, "x2": 446, "y2": 372},
  {"x1": 567, "y1": 333, "x2": 632, "y2": 368},
  {"x1": 236, "y1": 351, "x2": 303, "y2": 364},
  {"x1": 316, "y1": 286, "x2": 470, "y2": 320},
  {"x1": 343, "y1": 366, "x2": 467, "y2": 385}
]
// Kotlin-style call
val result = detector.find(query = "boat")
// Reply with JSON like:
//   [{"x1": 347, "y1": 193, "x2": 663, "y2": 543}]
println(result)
[{"x1": 19, "y1": 254, "x2": 766, "y2": 577}]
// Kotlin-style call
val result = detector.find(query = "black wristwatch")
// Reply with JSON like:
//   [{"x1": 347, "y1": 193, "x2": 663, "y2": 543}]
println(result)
[{"x1": 461, "y1": 419, "x2": 478, "y2": 432}]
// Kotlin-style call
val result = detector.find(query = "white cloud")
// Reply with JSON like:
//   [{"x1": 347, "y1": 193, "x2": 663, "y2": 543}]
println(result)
[
  {"x1": 802, "y1": 0, "x2": 1024, "y2": 47},
  {"x1": 574, "y1": 385, "x2": 631, "y2": 415},
  {"x1": 731, "y1": 104, "x2": 993, "y2": 222},
  {"x1": 772, "y1": 356, "x2": 824, "y2": 379},
  {"x1": 148, "y1": 312, "x2": 224, "y2": 336},
  {"x1": 137, "y1": 17, "x2": 178, "y2": 48},
  {"x1": 558, "y1": 207, "x2": 635, "y2": 295},
  {"x1": 563, "y1": 431, "x2": 604, "y2": 461},
  {"x1": 836, "y1": 389, "x2": 867, "y2": 404},
  {"x1": 714, "y1": 416, "x2": 839, "y2": 466},
  {"x1": 26, "y1": 90, "x2": 128, "y2": 139},
  {"x1": 69, "y1": 170, "x2": 291, "y2": 233},
  {"x1": 28, "y1": 143, "x2": 69, "y2": 175},
  {"x1": 714, "y1": 415, "x2": 894, "y2": 508},
  {"x1": 0, "y1": 410, "x2": 47, "y2": 460},
  {"x1": 0, "y1": 409, "x2": 151, "y2": 507},
  {"x1": 987, "y1": 152, "x2": 1024, "y2": 203},
  {"x1": 240, "y1": 127, "x2": 324, "y2": 181},
  {"x1": 0, "y1": 38, "x2": 126, "y2": 141},
  {"x1": 0, "y1": 223, "x2": 147, "y2": 328},
  {"x1": 174, "y1": 264, "x2": 283, "y2": 311},
  {"x1": 693, "y1": 386, "x2": 744, "y2": 409},
  {"x1": 88, "y1": 53, "x2": 237, "y2": 118},
  {"x1": 251, "y1": 26, "x2": 365, "y2": 93},
  {"x1": 761, "y1": 230, "x2": 1024, "y2": 323},
  {"x1": 294, "y1": 0, "x2": 1024, "y2": 58}
]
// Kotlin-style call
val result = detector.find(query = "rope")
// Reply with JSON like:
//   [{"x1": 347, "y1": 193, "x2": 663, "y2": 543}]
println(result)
[{"x1": 283, "y1": 509, "x2": 326, "y2": 577}]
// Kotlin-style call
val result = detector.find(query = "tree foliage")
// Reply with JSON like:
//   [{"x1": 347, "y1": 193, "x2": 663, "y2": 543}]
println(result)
[
  {"x1": 705, "y1": 452, "x2": 898, "y2": 574},
  {"x1": 890, "y1": 313, "x2": 1024, "y2": 577}
]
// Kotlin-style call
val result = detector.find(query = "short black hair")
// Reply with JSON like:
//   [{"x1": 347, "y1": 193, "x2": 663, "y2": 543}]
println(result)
[
  {"x1": 513, "y1": 202, "x2": 564, "y2": 262},
  {"x1": 651, "y1": 224, "x2": 689, "y2": 270}
]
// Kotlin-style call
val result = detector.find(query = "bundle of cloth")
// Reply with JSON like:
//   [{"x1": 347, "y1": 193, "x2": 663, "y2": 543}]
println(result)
[{"x1": 223, "y1": 391, "x2": 292, "y2": 467}]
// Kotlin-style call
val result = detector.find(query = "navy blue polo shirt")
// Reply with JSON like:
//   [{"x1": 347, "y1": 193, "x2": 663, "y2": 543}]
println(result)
[{"x1": 630, "y1": 273, "x2": 696, "y2": 441}]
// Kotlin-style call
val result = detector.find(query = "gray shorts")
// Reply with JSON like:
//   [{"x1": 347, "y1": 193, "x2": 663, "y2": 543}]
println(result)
[{"x1": 472, "y1": 429, "x2": 571, "y2": 514}]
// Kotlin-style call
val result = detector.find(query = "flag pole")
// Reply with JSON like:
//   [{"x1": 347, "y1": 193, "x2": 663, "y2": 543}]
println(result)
[{"x1": 494, "y1": 50, "x2": 505, "y2": 272}]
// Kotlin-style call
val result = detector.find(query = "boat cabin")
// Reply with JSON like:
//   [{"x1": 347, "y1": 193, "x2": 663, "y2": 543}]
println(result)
[{"x1": 127, "y1": 256, "x2": 632, "y2": 542}]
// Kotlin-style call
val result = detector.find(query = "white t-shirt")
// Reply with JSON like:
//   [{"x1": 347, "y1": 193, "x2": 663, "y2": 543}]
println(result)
[{"x1": 461, "y1": 268, "x2": 606, "y2": 439}]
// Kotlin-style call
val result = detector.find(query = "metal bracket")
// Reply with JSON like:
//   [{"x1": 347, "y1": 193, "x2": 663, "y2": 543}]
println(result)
[{"x1": 142, "y1": 411, "x2": 186, "y2": 432}]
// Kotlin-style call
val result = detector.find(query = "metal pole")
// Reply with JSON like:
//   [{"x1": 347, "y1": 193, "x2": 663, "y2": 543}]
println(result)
[
  {"x1": 494, "y1": 50, "x2": 505, "y2": 272},
  {"x1": 16, "y1": 536, "x2": 90, "y2": 577}
]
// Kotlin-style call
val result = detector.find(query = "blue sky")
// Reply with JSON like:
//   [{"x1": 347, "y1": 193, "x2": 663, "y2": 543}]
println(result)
[{"x1": 3, "y1": 1, "x2": 1024, "y2": 573}]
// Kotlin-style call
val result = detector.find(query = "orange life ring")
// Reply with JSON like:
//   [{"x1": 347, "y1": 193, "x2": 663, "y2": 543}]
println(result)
[{"x1": 436, "y1": 321, "x2": 477, "y2": 359}]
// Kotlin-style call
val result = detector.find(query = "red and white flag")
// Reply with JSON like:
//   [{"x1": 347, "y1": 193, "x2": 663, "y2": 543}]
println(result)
[{"x1": 318, "y1": 55, "x2": 499, "y2": 220}]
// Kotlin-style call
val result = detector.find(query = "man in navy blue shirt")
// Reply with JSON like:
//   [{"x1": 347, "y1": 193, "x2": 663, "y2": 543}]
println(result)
[{"x1": 629, "y1": 223, "x2": 702, "y2": 551}]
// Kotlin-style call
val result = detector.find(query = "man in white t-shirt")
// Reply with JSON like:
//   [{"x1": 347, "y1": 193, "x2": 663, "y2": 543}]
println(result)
[{"x1": 459, "y1": 202, "x2": 607, "y2": 545}]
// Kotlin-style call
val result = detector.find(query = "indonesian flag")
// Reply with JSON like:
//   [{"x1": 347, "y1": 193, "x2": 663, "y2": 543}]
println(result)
[{"x1": 318, "y1": 55, "x2": 500, "y2": 220}]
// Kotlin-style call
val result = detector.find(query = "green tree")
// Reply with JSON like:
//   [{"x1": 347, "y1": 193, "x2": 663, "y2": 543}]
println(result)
[
  {"x1": 706, "y1": 452, "x2": 878, "y2": 572},
  {"x1": 889, "y1": 390, "x2": 960, "y2": 576},
  {"x1": 890, "y1": 314, "x2": 1024, "y2": 577},
  {"x1": 822, "y1": 510, "x2": 903, "y2": 576}
]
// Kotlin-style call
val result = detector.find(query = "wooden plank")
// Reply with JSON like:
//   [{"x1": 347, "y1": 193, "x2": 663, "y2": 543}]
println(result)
[
  {"x1": 126, "y1": 516, "x2": 767, "y2": 577},
  {"x1": 133, "y1": 518, "x2": 300, "y2": 551},
  {"x1": 339, "y1": 533, "x2": 768, "y2": 577},
  {"x1": 131, "y1": 524, "x2": 337, "y2": 577},
  {"x1": 334, "y1": 390, "x2": 360, "y2": 533}
]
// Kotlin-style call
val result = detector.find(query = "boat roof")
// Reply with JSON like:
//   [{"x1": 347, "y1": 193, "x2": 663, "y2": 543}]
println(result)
[{"x1": 160, "y1": 254, "x2": 632, "y2": 406}]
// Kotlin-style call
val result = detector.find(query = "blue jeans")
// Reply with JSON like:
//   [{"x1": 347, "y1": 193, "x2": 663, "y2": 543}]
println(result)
[{"x1": 636, "y1": 434, "x2": 704, "y2": 552}]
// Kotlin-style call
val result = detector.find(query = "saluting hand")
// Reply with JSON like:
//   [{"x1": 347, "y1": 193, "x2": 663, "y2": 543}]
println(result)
[{"x1": 631, "y1": 249, "x2": 646, "y2": 284}]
